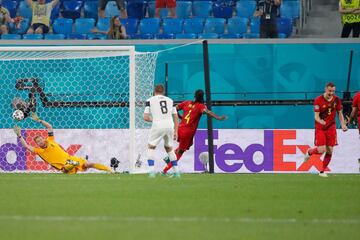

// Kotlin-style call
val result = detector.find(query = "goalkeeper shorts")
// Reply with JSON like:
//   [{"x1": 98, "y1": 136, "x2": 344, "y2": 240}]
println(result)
[{"x1": 64, "y1": 156, "x2": 87, "y2": 174}]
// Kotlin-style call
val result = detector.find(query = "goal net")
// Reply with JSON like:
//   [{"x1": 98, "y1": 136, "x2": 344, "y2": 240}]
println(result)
[{"x1": 0, "y1": 46, "x2": 158, "y2": 173}]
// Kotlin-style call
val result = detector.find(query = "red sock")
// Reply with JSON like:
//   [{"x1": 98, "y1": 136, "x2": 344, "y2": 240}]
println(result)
[
  {"x1": 308, "y1": 147, "x2": 319, "y2": 155},
  {"x1": 163, "y1": 149, "x2": 184, "y2": 174},
  {"x1": 322, "y1": 153, "x2": 332, "y2": 172},
  {"x1": 163, "y1": 162, "x2": 172, "y2": 174}
]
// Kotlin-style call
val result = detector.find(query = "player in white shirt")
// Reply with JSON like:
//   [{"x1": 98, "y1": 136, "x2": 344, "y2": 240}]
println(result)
[{"x1": 144, "y1": 84, "x2": 179, "y2": 178}]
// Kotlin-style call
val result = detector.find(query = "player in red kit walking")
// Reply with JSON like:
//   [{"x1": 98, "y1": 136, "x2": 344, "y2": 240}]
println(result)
[
  {"x1": 162, "y1": 89, "x2": 227, "y2": 175},
  {"x1": 304, "y1": 82, "x2": 348, "y2": 177},
  {"x1": 347, "y1": 91, "x2": 360, "y2": 135}
]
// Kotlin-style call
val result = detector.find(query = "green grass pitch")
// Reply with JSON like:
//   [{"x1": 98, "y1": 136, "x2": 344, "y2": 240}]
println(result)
[{"x1": 0, "y1": 173, "x2": 359, "y2": 240}]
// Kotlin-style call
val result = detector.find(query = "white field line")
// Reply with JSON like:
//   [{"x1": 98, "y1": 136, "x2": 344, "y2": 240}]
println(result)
[{"x1": 0, "y1": 215, "x2": 359, "y2": 225}]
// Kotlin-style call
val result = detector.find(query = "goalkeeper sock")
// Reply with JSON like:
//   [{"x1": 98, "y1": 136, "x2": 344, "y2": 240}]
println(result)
[{"x1": 93, "y1": 164, "x2": 112, "y2": 172}]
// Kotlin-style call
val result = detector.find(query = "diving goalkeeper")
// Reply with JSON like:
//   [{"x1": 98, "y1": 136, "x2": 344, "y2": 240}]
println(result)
[{"x1": 14, "y1": 112, "x2": 112, "y2": 174}]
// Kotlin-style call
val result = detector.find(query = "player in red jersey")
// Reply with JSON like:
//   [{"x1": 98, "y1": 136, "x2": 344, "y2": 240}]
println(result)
[
  {"x1": 162, "y1": 89, "x2": 227, "y2": 174},
  {"x1": 347, "y1": 91, "x2": 360, "y2": 135},
  {"x1": 304, "y1": 82, "x2": 348, "y2": 177}
]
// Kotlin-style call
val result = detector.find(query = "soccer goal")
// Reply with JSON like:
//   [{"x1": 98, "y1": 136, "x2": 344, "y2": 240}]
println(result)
[{"x1": 0, "y1": 46, "x2": 158, "y2": 173}]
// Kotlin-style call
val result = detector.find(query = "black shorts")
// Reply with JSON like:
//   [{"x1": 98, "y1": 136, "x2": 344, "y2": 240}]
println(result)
[
  {"x1": 31, "y1": 23, "x2": 49, "y2": 33},
  {"x1": 99, "y1": 0, "x2": 125, "y2": 11}
]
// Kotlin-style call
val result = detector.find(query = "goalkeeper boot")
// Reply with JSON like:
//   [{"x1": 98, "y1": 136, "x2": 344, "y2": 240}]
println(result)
[{"x1": 318, "y1": 172, "x2": 328, "y2": 177}]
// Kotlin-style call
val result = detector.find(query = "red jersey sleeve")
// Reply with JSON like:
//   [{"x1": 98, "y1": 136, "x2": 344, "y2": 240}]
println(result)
[
  {"x1": 177, "y1": 101, "x2": 188, "y2": 111},
  {"x1": 336, "y1": 97, "x2": 342, "y2": 111},
  {"x1": 314, "y1": 98, "x2": 321, "y2": 112},
  {"x1": 353, "y1": 93, "x2": 359, "y2": 108},
  {"x1": 199, "y1": 103, "x2": 207, "y2": 113}
]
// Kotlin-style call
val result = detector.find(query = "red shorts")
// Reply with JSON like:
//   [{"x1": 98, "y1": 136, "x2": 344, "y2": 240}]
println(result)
[
  {"x1": 156, "y1": 0, "x2": 176, "y2": 8},
  {"x1": 177, "y1": 127, "x2": 195, "y2": 151},
  {"x1": 315, "y1": 127, "x2": 338, "y2": 147}
]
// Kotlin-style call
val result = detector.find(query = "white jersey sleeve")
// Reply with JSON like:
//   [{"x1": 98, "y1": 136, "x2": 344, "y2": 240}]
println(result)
[{"x1": 146, "y1": 95, "x2": 176, "y2": 129}]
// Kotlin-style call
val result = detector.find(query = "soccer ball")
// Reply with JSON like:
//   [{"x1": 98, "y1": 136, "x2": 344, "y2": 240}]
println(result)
[
  {"x1": 12, "y1": 110, "x2": 24, "y2": 121},
  {"x1": 199, "y1": 152, "x2": 209, "y2": 165}
]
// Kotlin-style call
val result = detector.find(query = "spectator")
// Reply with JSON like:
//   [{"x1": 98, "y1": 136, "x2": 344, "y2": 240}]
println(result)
[
  {"x1": 0, "y1": 0, "x2": 15, "y2": 34},
  {"x1": 339, "y1": 0, "x2": 360, "y2": 38},
  {"x1": 155, "y1": 0, "x2": 176, "y2": 18},
  {"x1": 98, "y1": 0, "x2": 127, "y2": 19},
  {"x1": 26, "y1": 0, "x2": 59, "y2": 34},
  {"x1": 254, "y1": 0, "x2": 282, "y2": 38},
  {"x1": 91, "y1": 16, "x2": 127, "y2": 39}
]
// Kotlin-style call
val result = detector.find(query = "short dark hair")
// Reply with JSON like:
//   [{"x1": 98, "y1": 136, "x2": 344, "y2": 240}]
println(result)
[
  {"x1": 326, "y1": 82, "x2": 335, "y2": 88},
  {"x1": 154, "y1": 84, "x2": 164, "y2": 94},
  {"x1": 194, "y1": 89, "x2": 204, "y2": 103}
]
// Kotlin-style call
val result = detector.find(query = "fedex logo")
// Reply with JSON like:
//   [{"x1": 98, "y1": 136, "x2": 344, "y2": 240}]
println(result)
[
  {"x1": 0, "y1": 130, "x2": 82, "y2": 171},
  {"x1": 194, "y1": 130, "x2": 328, "y2": 173}
]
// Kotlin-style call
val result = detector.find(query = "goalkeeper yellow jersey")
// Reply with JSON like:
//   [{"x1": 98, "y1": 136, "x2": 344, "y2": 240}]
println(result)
[{"x1": 34, "y1": 135, "x2": 71, "y2": 170}]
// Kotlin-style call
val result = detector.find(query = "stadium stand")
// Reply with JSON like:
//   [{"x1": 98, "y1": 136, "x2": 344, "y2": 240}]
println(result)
[{"x1": 0, "y1": 0, "x2": 303, "y2": 39}]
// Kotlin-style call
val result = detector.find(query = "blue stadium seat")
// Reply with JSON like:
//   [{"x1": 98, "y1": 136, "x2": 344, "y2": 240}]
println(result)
[
  {"x1": 120, "y1": 18, "x2": 138, "y2": 35},
  {"x1": 183, "y1": 18, "x2": 204, "y2": 34},
  {"x1": 176, "y1": 1, "x2": 192, "y2": 18},
  {"x1": 9, "y1": 18, "x2": 30, "y2": 34},
  {"x1": 277, "y1": 17, "x2": 293, "y2": 37},
  {"x1": 2, "y1": 0, "x2": 17, "y2": 18},
  {"x1": 236, "y1": 0, "x2": 256, "y2": 19},
  {"x1": 105, "y1": 1, "x2": 120, "y2": 17},
  {"x1": 19, "y1": 1, "x2": 32, "y2": 20},
  {"x1": 147, "y1": 1, "x2": 168, "y2": 18},
  {"x1": 84, "y1": 1, "x2": 98, "y2": 20},
  {"x1": 135, "y1": 34, "x2": 155, "y2": 39},
  {"x1": 227, "y1": 17, "x2": 248, "y2": 35},
  {"x1": 162, "y1": 18, "x2": 183, "y2": 34},
  {"x1": 75, "y1": 18, "x2": 95, "y2": 34},
  {"x1": 213, "y1": 1, "x2": 234, "y2": 19},
  {"x1": 281, "y1": 1, "x2": 300, "y2": 19},
  {"x1": 192, "y1": 1, "x2": 213, "y2": 18},
  {"x1": 127, "y1": 1, "x2": 146, "y2": 19},
  {"x1": 87, "y1": 34, "x2": 108, "y2": 40},
  {"x1": 198, "y1": 33, "x2": 219, "y2": 39},
  {"x1": 278, "y1": 33, "x2": 287, "y2": 38},
  {"x1": 51, "y1": 3, "x2": 61, "y2": 21},
  {"x1": 139, "y1": 18, "x2": 160, "y2": 34},
  {"x1": 44, "y1": 34, "x2": 66, "y2": 40},
  {"x1": 250, "y1": 18, "x2": 260, "y2": 34},
  {"x1": 1, "y1": 34, "x2": 21, "y2": 40},
  {"x1": 176, "y1": 33, "x2": 197, "y2": 39},
  {"x1": 155, "y1": 34, "x2": 175, "y2": 39},
  {"x1": 22, "y1": 34, "x2": 43, "y2": 40},
  {"x1": 220, "y1": 33, "x2": 242, "y2": 38},
  {"x1": 96, "y1": 18, "x2": 111, "y2": 32},
  {"x1": 243, "y1": 33, "x2": 259, "y2": 38},
  {"x1": 66, "y1": 33, "x2": 87, "y2": 39},
  {"x1": 52, "y1": 18, "x2": 73, "y2": 34},
  {"x1": 204, "y1": 18, "x2": 225, "y2": 34}
]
